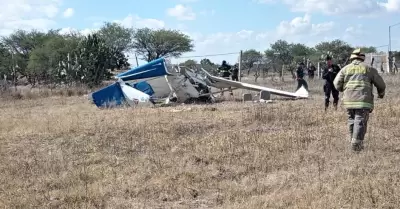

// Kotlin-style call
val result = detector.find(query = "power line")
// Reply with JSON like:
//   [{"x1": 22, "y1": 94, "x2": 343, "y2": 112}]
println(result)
[
  {"x1": 374, "y1": 44, "x2": 388, "y2": 48},
  {"x1": 178, "y1": 52, "x2": 239, "y2": 59}
]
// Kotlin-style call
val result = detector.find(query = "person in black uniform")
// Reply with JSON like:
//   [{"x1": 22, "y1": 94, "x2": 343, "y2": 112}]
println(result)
[
  {"x1": 217, "y1": 60, "x2": 233, "y2": 96},
  {"x1": 322, "y1": 55, "x2": 341, "y2": 111},
  {"x1": 308, "y1": 64, "x2": 316, "y2": 79},
  {"x1": 218, "y1": 60, "x2": 232, "y2": 79},
  {"x1": 231, "y1": 64, "x2": 239, "y2": 81},
  {"x1": 296, "y1": 62, "x2": 308, "y2": 91}
]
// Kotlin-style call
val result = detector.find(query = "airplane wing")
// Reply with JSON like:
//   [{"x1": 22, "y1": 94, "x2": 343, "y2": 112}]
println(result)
[
  {"x1": 115, "y1": 58, "x2": 174, "y2": 81},
  {"x1": 200, "y1": 68, "x2": 308, "y2": 99}
]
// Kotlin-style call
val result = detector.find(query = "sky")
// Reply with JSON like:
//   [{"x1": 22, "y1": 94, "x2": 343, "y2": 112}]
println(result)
[{"x1": 1, "y1": 0, "x2": 400, "y2": 66}]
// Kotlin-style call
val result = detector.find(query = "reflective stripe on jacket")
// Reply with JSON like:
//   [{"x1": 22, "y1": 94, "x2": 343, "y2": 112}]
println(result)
[{"x1": 333, "y1": 60, "x2": 386, "y2": 109}]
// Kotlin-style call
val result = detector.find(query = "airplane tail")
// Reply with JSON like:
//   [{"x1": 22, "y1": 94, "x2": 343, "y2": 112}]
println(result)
[{"x1": 294, "y1": 86, "x2": 309, "y2": 98}]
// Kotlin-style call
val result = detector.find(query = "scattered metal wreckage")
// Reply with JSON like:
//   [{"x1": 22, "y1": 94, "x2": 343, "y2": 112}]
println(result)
[{"x1": 90, "y1": 58, "x2": 309, "y2": 108}]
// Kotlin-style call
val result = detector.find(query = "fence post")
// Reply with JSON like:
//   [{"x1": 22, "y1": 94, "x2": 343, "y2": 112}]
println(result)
[{"x1": 239, "y1": 50, "x2": 242, "y2": 82}]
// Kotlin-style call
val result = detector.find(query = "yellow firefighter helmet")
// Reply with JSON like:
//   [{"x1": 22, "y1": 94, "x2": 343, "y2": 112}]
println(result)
[{"x1": 350, "y1": 48, "x2": 366, "y2": 61}]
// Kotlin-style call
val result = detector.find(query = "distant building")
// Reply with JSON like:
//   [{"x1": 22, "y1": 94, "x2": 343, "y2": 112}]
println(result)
[{"x1": 365, "y1": 52, "x2": 389, "y2": 73}]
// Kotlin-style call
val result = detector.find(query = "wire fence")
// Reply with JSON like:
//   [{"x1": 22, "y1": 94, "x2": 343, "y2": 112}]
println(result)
[
  {"x1": 173, "y1": 49, "x2": 398, "y2": 82},
  {"x1": 177, "y1": 52, "x2": 240, "y2": 59}
]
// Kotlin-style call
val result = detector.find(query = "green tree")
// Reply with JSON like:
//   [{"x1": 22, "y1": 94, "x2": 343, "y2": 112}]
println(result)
[
  {"x1": 265, "y1": 40, "x2": 317, "y2": 79},
  {"x1": 132, "y1": 28, "x2": 194, "y2": 62},
  {"x1": 181, "y1": 59, "x2": 198, "y2": 69},
  {"x1": 97, "y1": 22, "x2": 135, "y2": 52},
  {"x1": 241, "y1": 49, "x2": 262, "y2": 75},
  {"x1": 290, "y1": 43, "x2": 314, "y2": 63},
  {"x1": 26, "y1": 31, "x2": 83, "y2": 86},
  {"x1": 200, "y1": 58, "x2": 214, "y2": 66},
  {"x1": 200, "y1": 58, "x2": 218, "y2": 75},
  {"x1": 265, "y1": 40, "x2": 294, "y2": 66},
  {"x1": 358, "y1": 46, "x2": 377, "y2": 54},
  {"x1": 97, "y1": 22, "x2": 132, "y2": 70},
  {"x1": 0, "y1": 43, "x2": 13, "y2": 80},
  {"x1": 27, "y1": 46, "x2": 50, "y2": 86},
  {"x1": 2, "y1": 29, "x2": 54, "y2": 77},
  {"x1": 76, "y1": 34, "x2": 113, "y2": 87},
  {"x1": 315, "y1": 39, "x2": 354, "y2": 64}
]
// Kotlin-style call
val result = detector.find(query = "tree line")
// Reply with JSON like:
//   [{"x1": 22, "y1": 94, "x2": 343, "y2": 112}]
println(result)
[
  {"x1": 1, "y1": 21, "x2": 398, "y2": 88},
  {"x1": 180, "y1": 40, "x2": 394, "y2": 79},
  {"x1": 0, "y1": 22, "x2": 194, "y2": 88}
]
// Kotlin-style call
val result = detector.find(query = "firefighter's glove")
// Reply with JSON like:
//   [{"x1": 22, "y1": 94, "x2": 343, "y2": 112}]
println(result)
[{"x1": 378, "y1": 92, "x2": 385, "y2": 99}]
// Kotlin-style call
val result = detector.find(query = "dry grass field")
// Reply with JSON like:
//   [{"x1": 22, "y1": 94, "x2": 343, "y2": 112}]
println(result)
[{"x1": 1, "y1": 75, "x2": 400, "y2": 209}]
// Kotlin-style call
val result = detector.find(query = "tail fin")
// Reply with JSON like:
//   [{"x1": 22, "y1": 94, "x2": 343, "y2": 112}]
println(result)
[{"x1": 294, "y1": 86, "x2": 309, "y2": 98}]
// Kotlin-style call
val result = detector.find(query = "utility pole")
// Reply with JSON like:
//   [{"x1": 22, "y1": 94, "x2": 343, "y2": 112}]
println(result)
[
  {"x1": 67, "y1": 53, "x2": 70, "y2": 71},
  {"x1": 238, "y1": 50, "x2": 242, "y2": 81},
  {"x1": 388, "y1": 22, "x2": 400, "y2": 74},
  {"x1": 135, "y1": 53, "x2": 139, "y2": 67}
]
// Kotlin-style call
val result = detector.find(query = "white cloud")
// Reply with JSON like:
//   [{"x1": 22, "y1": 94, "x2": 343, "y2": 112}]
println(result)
[
  {"x1": 59, "y1": 14, "x2": 166, "y2": 66},
  {"x1": 172, "y1": 15, "x2": 337, "y2": 64},
  {"x1": 59, "y1": 27, "x2": 99, "y2": 36},
  {"x1": 59, "y1": 14, "x2": 165, "y2": 37},
  {"x1": 199, "y1": 9, "x2": 215, "y2": 16},
  {"x1": 255, "y1": 0, "x2": 276, "y2": 3},
  {"x1": 166, "y1": 4, "x2": 196, "y2": 20},
  {"x1": 0, "y1": 0, "x2": 61, "y2": 36},
  {"x1": 258, "y1": 0, "x2": 400, "y2": 15},
  {"x1": 63, "y1": 8, "x2": 74, "y2": 18},
  {"x1": 114, "y1": 14, "x2": 165, "y2": 29},
  {"x1": 343, "y1": 24, "x2": 367, "y2": 43},
  {"x1": 345, "y1": 24, "x2": 364, "y2": 35},
  {"x1": 379, "y1": 0, "x2": 400, "y2": 12},
  {"x1": 171, "y1": 30, "x2": 273, "y2": 64},
  {"x1": 277, "y1": 14, "x2": 334, "y2": 37}
]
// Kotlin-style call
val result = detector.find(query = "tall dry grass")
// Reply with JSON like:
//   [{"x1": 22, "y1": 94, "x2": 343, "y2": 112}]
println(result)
[
  {"x1": 1, "y1": 75, "x2": 400, "y2": 208},
  {"x1": 0, "y1": 86, "x2": 90, "y2": 100}
]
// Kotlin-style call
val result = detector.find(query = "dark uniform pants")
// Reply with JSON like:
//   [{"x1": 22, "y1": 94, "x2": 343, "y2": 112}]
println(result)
[
  {"x1": 308, "y1": 72, "x2": 315, "y2": 79},
  {"x1": 324, "y1": 83, "x2": 339, "y2": 107},
  {"x1": 220, "y1": 72, "x2": 231, "y2": 78},
  {"x1": 347, "y1": 109, "x2": 370, "y2": 141},
  {"x1": 220, "y1": 74, "x2": 233, "y2": 96},
  {"x1": 231, "y1": 75, "x2": 238, "y2": 81},
  {"x1": 296, "y1": 78, "x2": 308, "y2": 91}
]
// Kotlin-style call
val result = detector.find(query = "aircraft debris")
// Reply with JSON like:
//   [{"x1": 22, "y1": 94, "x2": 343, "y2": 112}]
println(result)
[{"x1": 89, "y1": 58, "x2": 309, "y2": 108}]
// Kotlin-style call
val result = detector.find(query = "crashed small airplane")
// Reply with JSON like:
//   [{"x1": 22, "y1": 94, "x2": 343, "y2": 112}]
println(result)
[{"x1": 90, "y1": 58, "x2": 308, "y2": 108}]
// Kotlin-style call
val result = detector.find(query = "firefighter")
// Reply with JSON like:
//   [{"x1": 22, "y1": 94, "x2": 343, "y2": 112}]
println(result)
[
  {"x1": 322, "y1": 55, "x2": 341, "y2": 111},
  {"x1": 296, "y1": 62, "x2": 308, "y2": 91},
  {"x1": 231, "y1": 64, "x2": 239, "y2": 81},
  {"x1": 218, "y1": 60, "x2": 232, "y2": 79},
  {"x1": 333, "y1": 48, "x2": 386, "y2": 152},
  {"x1": 218, "y1": 60, "x2": 233, "y2": 96}
]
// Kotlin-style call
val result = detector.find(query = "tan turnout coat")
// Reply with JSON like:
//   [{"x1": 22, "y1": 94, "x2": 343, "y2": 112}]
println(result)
[{"x1": 333, "y1": 59, "x2": 386, "y2": 109}]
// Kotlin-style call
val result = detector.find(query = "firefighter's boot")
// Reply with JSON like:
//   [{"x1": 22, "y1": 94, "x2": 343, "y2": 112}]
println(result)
[{"x1": 351, "y1": 138, "x2": 364, "y2": 152}]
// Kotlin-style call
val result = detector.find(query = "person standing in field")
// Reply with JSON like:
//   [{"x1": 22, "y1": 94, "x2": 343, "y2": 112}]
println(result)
[
  {"x1": 333, "y1": 48, "x2": 386, "y2": 152},
  {"x1": 231, "y1": 64, "x2": 239, "y2": 81},
  {"x1": 218, "y1": 60, "x2": 232, "y2": 78},
  {"x1": 308, "y1": 64, "x2": 316, "y2": 80},
  {"x1": 296, "y1": 62, "x2": 308, "y2": 91},
  {"x1": 322, "y1": 55, "x2": 341, "y2": 111},
  {"x1": 217, "y1": 60, "x2": 233, "y2": 96}
]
